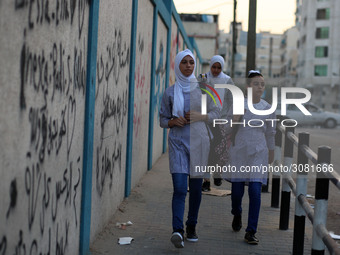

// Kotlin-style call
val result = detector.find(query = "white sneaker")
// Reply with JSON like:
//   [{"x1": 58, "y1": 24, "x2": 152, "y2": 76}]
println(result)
[{"x1": 171, "y1": 232, "x2": 184, "y2": 248}]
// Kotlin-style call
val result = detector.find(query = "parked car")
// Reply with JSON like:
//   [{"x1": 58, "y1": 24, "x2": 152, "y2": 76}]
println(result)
[{"x1": 276, "y1": 102, "x2": 340, "y2": 128}]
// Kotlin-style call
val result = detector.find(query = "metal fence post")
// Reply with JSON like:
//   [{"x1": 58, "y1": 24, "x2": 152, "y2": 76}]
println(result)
[
  {"x1": 271, "y1": 125, "x2": 282, "y2": 208},
  {"x1": 293, "y1": 132, "x2": 310, "y2": 255},
  {"x1": 279, "y1": 125, "x2": 295, "y2": 230},
  {"x1": 312, "y1": 146, "x2": 331, "y2": 255}
]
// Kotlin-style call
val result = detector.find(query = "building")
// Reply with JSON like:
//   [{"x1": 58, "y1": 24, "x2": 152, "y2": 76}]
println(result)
[
  {"x1": 179, "y1": 13, "x2": 219, "y2": 73},
  {"x1": 280, "y1": 26, "x2": 299, "y2": 87},
  {"x1": 257, "y1": 32, "x2": 283, "y2": 79},
  {"x1": 217, "y1": 30, "x2": 231, "y2": 62},
  {"x1": 225, "y1": 22, "x2": 245, "y2": 78},
  {"x1": 225, "y1": 22, "x2": 283, "y2": 80},
  {"x1": 296, "y1": 0, "x2": 340, "y2": 111}
]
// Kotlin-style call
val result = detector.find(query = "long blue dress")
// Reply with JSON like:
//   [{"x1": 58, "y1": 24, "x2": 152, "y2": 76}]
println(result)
[
  {"x1": 159, "y1": 85, "x2": 220, "y2": 176},
  {"x1": 226, "y1": 99, "x2": 276, "y2": 185}
]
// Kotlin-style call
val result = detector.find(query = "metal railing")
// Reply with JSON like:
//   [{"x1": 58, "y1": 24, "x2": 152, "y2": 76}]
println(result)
[{"x1": 271, "y1": 124, "x2": 340, "y2": 255}]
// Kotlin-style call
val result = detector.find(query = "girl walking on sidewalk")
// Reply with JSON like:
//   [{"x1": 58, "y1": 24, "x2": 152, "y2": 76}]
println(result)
[
  {"x1": 227, "y1": 70, "x2": 275, "y2": 244},
  {"x1": 159, "y1": 49, "x2": 219, "y2": 248},
  {"x1": 200, "y1": 55, "x2": 234, "y2": 191}
]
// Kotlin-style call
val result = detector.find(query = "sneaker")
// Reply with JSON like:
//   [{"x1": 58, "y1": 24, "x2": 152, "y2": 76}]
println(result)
[
  {"x1": 186, "y1": 225, "x2": 198, "y2": 242},
  {"x1": 232, "y1": 215, "x2": 242, "y2": 232},
  {"x1": 171, "y1": 232, "x2": 184, "y2": 248},
  {"x1": 202, "y1": 181, "x2": 211, "y2": 192},
  {"x1": 244, "y1": 231, "x2": 259, "y2": 245},
  {"x1": 214, "y1": 178, "x2": 222, "y2": 186}
]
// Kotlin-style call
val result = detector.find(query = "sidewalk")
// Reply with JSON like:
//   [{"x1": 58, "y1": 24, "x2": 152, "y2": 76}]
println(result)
[{"x1": 90, "y1": 152, "x2": 315, "y2": 255}]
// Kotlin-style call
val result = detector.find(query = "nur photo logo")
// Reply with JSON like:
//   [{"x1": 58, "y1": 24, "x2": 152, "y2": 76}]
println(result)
[
  {"x1": 199, "y1": 82, "x2": 222, "y2": 108},
  {"x1": 200, "y1": 84, "x2": 312, "y2": 127}
]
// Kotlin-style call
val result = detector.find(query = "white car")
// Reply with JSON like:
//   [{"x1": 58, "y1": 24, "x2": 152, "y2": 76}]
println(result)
[{"x1": 276, "y1": 102, "x2": 340, "y2": 128}]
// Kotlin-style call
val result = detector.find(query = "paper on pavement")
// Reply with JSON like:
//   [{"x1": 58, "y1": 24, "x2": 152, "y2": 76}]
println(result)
[{"x1": 118, "y1": 237, "x2": 134, "y2": 245}]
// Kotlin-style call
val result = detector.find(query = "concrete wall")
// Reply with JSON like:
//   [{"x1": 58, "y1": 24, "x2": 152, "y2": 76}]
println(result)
[
  {"x1": 0, "y1": 0, "x2": 90, "y2": 254},
  {"x1": 90, "y1": 0, "x2": 132, "y2": 242},
  {"x1": 183, "y1": 22, "x2": 217, "y2": 37},
  {"x1": 192, "y1": 46, "x2": 202, "y2": 76},
  {"x1": 178, "y1": 32, "x2": 184, "y2": 51},
  {"x1": 0, "y1": 1, "x2": 202, "y2": 254},
  {"x1": 193, "y1": 50, "x2": 198, "y2": 76},
  {"x1": 169, "y1": 16, "x2": 178, "y2": 86},
  {"x1": 196, "y1": 38, "x2": 216, "y2": 62},
  {"x1": 131, "y1": 0, "x2": 153, "y2": 189},
  {"x1": 152, "y1": 16, "x2": 167, "y2": 165},
  {"x1": 182, "y1": 21, "x2": 218, "y2": 63}
]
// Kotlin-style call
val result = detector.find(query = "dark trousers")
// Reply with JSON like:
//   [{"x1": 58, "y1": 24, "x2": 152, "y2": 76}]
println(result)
[
  {"x1": 231, "y1": 182, "x2": 262, "y2": 233},
  {"x1": 172, "y1": 173, "x2": 203, "y2": 232}
]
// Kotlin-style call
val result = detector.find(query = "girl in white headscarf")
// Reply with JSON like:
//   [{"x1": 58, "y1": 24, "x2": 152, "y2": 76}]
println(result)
[
  {"x1": 159, "y1": 49, "x2": 219, "y2": 248},
  {"x1": 201, "y1": 55, "x2": 235, "y2": 191},
  {"x1": 206, "y1": 55, "x2": 234, "y2": 108}
]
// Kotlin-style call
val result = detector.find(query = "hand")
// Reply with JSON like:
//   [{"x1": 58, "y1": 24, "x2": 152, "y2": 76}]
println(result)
[
  {"x1": 268, "y1": 150, "x2": 274, "y2": 164},
  {"x1": 168, "y1": 117, "x2": 188, "y2": 128},
  {"x1": 185, "y1": 111, "x2": 207, "y2": 123}
]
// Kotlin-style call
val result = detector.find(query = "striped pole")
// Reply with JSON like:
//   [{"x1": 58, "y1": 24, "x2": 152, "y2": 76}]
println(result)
[
  {"x1": 311, "y1": 146, "x2": 331, "y2": 255},
  {"x1": 292, "y1": 132, "x2": 309, "y2": 255},
  {"x1": 279, "y1": 125, "x2": 295, "y2": 230},
  {"x1": 271, "y1": 124, "x2": 282, "y2": 208}
]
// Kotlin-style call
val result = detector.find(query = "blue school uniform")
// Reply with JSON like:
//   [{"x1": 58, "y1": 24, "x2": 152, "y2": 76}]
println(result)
[
  {"x1": 227, "y1": 98, "x2": 276, "y2": 234},
  {"x1": 228, "y1": 98, "x2": 276, "y2": 184},
  {"x1": 159, "y1": 82, "x2": 219, "y2": 233},
  {"x1": 159, "y1": 85, "x2": 220, "y2": 175}
]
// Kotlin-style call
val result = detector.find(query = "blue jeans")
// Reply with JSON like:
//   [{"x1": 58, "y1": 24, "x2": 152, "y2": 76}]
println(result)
[
  {"x1": 231, "y1": 182, "x2": 262, "y2": 233},
  {"x1": 172, "y1": 173, "x2": 203, "y2": 232}
]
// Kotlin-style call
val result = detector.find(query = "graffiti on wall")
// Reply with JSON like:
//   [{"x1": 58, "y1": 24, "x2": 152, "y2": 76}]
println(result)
[
  {"x1": 169, "y1": 28, "x2": 178, "y2": 86},
  {"x1": 4, "y1": 157, "x2": 82, "y2": 254},
  {"x1": 133, "y1": 32, "x2": 151, "y2": 138},
  {"x1": 14, "y1": 0, "x2": 90, "y2": 39},
  {"x1": 1, "y1": 0, "x2": 90, "y2": 254},
  {"x1": 95, "y1": 27, "x2": 129, "y2": 197},
  {"x1": 153, "y1": 40, "x2": 166, "y2": 121},
  {"x1": 20, "y1": 40, "x2": 86, "y2": 162},
  {"x1": 178, "y1": 34, "x2": 183, "y2": 52}
]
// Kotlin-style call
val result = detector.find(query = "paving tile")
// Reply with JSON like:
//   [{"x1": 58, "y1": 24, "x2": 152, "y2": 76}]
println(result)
[{"x1": 90, "y1": 152, "x2": 330, "y2": 255}]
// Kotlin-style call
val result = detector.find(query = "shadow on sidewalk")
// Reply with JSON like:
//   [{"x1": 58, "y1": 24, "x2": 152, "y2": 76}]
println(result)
[{"x1": 90, "y1": 152, "x2": 314, "y2": 255}]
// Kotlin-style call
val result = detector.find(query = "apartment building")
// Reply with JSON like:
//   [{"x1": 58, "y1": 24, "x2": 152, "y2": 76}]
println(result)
[
  {"x1": 225, "y1": 22, "x2": 283, "y2": 80},
  {"x1": 296, "y1": 0, "x2": 340, "y2": 111},
  {"x1": 180, "y1": 13, "x2": 219, "y2": 73},
  {"x1": 280, "y1": 26, "x2": 299, "y2": 87}
]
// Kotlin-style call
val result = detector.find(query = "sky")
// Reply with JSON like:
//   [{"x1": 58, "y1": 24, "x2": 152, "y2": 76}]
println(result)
[{"x1": 173, "y1": 0, "x2": 296, "y2": 34}]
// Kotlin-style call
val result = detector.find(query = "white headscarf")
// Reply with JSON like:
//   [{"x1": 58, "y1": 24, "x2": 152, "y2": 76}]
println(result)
[
  {"x1": 207, "y1": 55, "x2": 231, "y2": 108},
  {"x1": 208, "y1": 55, "x2": 225, "y2": 80},
  {"x1": 173, "y1": 49, "x2": 197, "y2": 117}
]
